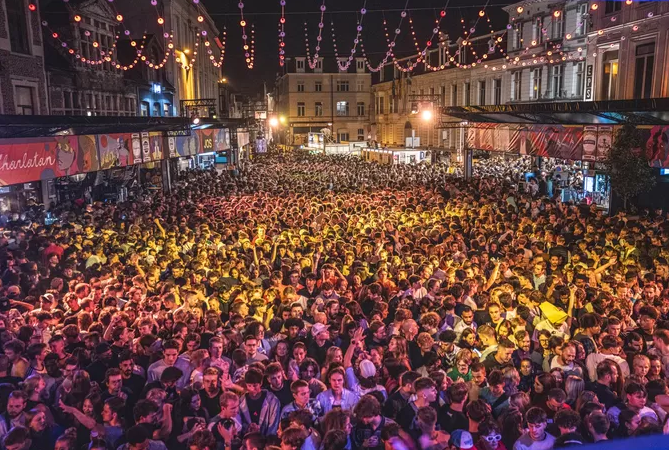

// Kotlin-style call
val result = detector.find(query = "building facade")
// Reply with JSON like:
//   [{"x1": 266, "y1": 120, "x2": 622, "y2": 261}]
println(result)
[
  {"x1": 44, "y1": 0, "x2": 138, "y2": 116},
  {"x1": 115, "y1": 0, "x2": 222, "y2": 117},
  {"x1": 502, "y1": 0, "x2": 589, "y2": 104},
  {"x1": 0, "y1": 0, "x2": 49, "y2": 115},
  {"x1": 371, "y1": 32, "x2": 507, "y2": 153},
  {"x1": 275, "y1": 57, "x2": 372, "y2": 144},
  {"x1": 585, "y1": 0, "x2": 669, "y2": 101}
]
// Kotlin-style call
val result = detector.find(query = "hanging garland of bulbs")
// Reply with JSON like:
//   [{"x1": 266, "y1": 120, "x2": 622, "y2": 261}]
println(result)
[
  {"x1": 332, "y1": 3, "x2": 367, "y2": 71},
  {"x1": 238, "y1": 2, "x2": 255, "y2": 69},
  {"x1": 33, "y1": 0, "x2": 646, "y2": 76},
  {"x1": 191, "y1": 2, "x2": 228, "y2": 69},
  {"x1": 304, "y1": 0, "x2": 326, "y2": 70},
  {"x1": 358, "y1": 1, "x2": 410, "y2": 73},
  {"x1": 278, "y1": 0, "x2": 287, "y2": 66}
]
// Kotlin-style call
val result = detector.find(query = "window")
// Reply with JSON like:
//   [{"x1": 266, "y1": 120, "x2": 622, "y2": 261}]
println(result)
[
  {"x1": 153, "y1": 102, "x2": 161, "y2": 116},
  {"x1": 512, "y1": 72, "x2": 522, "y2": 101},
  {"x1": 573, "y1": 62, "x2": 585, "y2": 98},
  {"x1": 315, "y1": 82, "x2": 322, "y2": 92},
  {"x1": 634, "y1": 43, "x2": 655, "y2": 99},
  {"x1": 336, "y1": 101, "x2": 349, "y2": 116},
  {"x1": 141, "y1": 101, "x2": 149, "y2": 116},
  {"x1": 532, "y1": 21, "x2": 541, "y2": 42},
  {"x1": 7, "y1": 0, "x2": 30, "y2": 54},
  {"x1": 164, "y1": 103, "x2": 171, "y2": 116},
  {"x1": 337, "y1": 81, "x2": 350, "y2": 92},
  {"x1": 513, "y1": 24, "x2": 523, "y2": 49},
  {"x1": 297, "y1": 82, "x2": 305, "y2": 92},
  {"x1": 315, "y1": 60, "x2": 323, "y2": 71},
  {"x1": 315, "y1": 102, "x2": 323, "y2": 116},
  {"x1": 451, "y1": 84, "x2": 458, "y2": 106},
  {"x1": 357, "y1": 80, "x2": 365, "y2": 92},
  {"x1": 358, "y1": 128, "x2": 365, "y2": 140},
  {"x1": 463, "y1": 83, "x2": 471, "y2": 106},
  {"x1": 356, "y1": 59, "x2": 365, "y2": 71},
  {"x1": 379, "y1": 97, "x2": 385, "y2": 114},
  {"x1": 575, "y1": 4, "x2": 588, "y2": 36},
  {"x1": 479, "y1": 81, "x2": 487, "y2": 105},
  {"x1": 440, "y1": 86, "x2": 446, "y2": 106},
  {"x1": 551, "y1": 13, "x2": 564, "y2": 40},
  {"x1": 357, "y1": 102, "x2": 365, "y2": 116},
  {"x1": 605, "y1": 0, "x2": 621, "y2": 14},
  {"x1": 551, "y1": 65, "x2": 564, "y2": 98},
  {"x1": 296, "y1": 59, "x2": 305, "y2": 71},
  {"x1": 602, "y1": 50, "x2": 619, "y2": 100},
  {"x1": 337, "y1": 132, "x2": 350, "y2": 142},
  {"x1": 297, "y1": 102, "x2": 305, "y2": 116},
  {"x1": 14, "y1": 85, "x2": 35, "y2": 115},
  {"x1": 530, "y1": 68, "x2": 542, "y2": 100}
]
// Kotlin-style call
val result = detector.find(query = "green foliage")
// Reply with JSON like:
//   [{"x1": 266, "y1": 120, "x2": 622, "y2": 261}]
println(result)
[{"x1": 603, "y1": 123, "x2": 655, "y2": 210}]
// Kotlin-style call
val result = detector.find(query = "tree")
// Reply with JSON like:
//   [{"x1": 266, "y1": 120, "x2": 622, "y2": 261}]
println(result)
[{"x1": 603, "y1": 123, "x2": 655, "y2": 211}]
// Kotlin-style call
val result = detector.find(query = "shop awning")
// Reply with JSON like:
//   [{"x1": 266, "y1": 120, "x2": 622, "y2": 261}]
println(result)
[
  {"x1": 441, "y1": 98, "x2": 669, "y2": 126},
  {"x1": 0, "y1": 115, "x2": 248, "y2": 139}
]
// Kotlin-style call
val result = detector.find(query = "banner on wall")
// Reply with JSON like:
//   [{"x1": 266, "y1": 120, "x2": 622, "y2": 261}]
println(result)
[
  {"x1": 468, "y1": 124, "x2": 584, "y2": 161},
  {"x1": 0, "y1": 127, "x2": 232, "y2": 186},
  {"x1": 77, "y1": 135, "x2": 100, "y2": 173},
  {"x1": 149, "y1": 132, "x2": 164, "y2": 161},
  {"x1": 644, "y1": 125, "x2": 669, "y2": 168},
  {"x1": 97, "y1": 133, "x2": 131, "y2": 169},
  {"x1": 0, "y1": 136, "x2": 81, "y2": 186}
]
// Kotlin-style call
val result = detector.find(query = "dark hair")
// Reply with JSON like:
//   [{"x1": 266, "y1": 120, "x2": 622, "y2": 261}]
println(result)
[
  {"x1": 322, "y1": 430, "x2": 348, "y2": 450},
  {"x1": 526, "y1": 407, "x2": 547, "y2": 425},
  {"x1": 554, "y1": 409, "x2": 580, "y2": 430},
  {"x1": 466, "y1": 399, "x2": 490, "y2": 423},
  {"x1": 353, "y1": 395, "x2": 381, "y2": 419},
  {"x1": 188, "y1": 430, "x2": 216, "y2": 450},
  {"x1": 126, "y1": 425, "x2": 150, "y2": 445},
  {"x1": 587, "y1": 411, "x2": 610, "y2": 435},
  {"x1": 244, "y1": 368, "x2": 264, "y2": 385}
]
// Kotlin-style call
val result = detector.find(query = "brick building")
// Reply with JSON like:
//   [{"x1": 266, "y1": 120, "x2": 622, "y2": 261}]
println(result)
[{"x1": 0, "y1": 0, "x2": 49, "y2": 115}]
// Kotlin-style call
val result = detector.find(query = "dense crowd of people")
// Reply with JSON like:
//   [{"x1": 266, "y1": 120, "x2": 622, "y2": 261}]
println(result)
[{"x1": 0, "y1": 152, "x2": 668, "y2": 450}]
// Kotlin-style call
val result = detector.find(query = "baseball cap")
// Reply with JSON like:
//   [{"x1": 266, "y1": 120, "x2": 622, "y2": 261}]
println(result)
[
  {"x1": 450, "y1": 430, "x2": 474, "y2": 450},
  {"x1": 311, "y1": 323, "x2": 328, "y2": 338},
  {"x1": 95, "y1": 343, "x2": 111, "y2": 355}
]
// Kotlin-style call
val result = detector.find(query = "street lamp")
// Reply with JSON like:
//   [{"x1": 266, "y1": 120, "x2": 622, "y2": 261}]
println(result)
[
  {"x1": 279, "y1": 115, "x2": 287, "y2": 125},
  {"x1": 269, "y1": 117, "x2": 279, "y2": 128},
  {"x1": 421, "y1": 109, "x2": 433, "y2": 121}
]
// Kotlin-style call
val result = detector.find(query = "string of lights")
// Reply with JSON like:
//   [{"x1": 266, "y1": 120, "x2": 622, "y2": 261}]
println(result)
[
  {"x1": 304, "y1": 0, "x2": 327, "y2": 69},
  {"x1": 238, "y1": 2, "x2": 254, "y2": 69},
  {"x1": 278, "y1": 0, "x2": 287, "y2": 67}
]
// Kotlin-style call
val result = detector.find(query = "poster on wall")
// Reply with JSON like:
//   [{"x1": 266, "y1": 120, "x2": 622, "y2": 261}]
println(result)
[
  {"x1": 175, "y1": 132, "x2": 200, "y2": 156},
  {"x1": 198, "y1": 129, "x2": 215, "y2": 154},
  {"x1": 141, "y1": 132, "x2": 151, "y2": 163},
  {"x1": 583, "y1": 126, "x2": 597, "y2": 161},
  {"x1": 149, "y1": 133, "x2": 164, "y2": 161},
  {"x1": 97, "y1": 134, "x2": 131, "y2": 169},
  {"x1": 596, "y1": 126, "x2": 613, "y2": 161},
  {"x1": 77, "y1": 135, "x2": 100, "y2": 173},
  {"x1": 131, "y1": 133, "x2": 143, "y2": 164},
  {"x1": 644, "y1": 125, "x2": 669, "y2": 168},
  {"x1": 215, "y1": 129, "x2": 230, "y2": 151},
  {"x1": 166, "y1": 137, "x2": 178, "y2": 158},
  {"x1": 0, "y1": 136, "x2": 81, "y2": 186}
]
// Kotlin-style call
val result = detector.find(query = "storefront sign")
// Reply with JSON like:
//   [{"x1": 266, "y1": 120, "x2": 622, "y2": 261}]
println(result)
[
  {"x1": 0, "y1": 136, "x2": 80, "y2": 186},
  {"x1": 585, "y1": 65, "x2": 593, "y2": 100}
]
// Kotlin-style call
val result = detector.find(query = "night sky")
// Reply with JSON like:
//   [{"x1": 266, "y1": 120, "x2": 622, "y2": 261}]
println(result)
[{"x1": 200, "y1": 0, "x2": 514, "y2": 94}]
